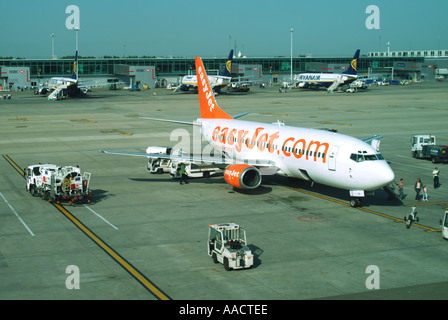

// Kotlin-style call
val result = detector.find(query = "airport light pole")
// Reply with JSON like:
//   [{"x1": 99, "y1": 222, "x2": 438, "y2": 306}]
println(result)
[
  {"x1": 50, "y1": 33, "x2": 56, "y2": 59},
  {"x1": 75, "y1": 28, "x2": 80, "y2": 52},
  {"x1": 290, "y1": 28, "x2": 294, "y2": 84},
  {"x1": 227, "y1": 35, "x2": 232, "y2": 52}
]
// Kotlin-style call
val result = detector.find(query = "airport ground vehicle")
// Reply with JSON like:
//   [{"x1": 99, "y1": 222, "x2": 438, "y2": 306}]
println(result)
[
  {"x1": 419, "y1": 145, "x2": 448, "y2": 163},
  {"x1": 146, "y1": 146, "x2": 173, "y2": 174},
  {"x1": 404, "y1": 207, "x2": 418, "y2": 229},
  {"x1": 25, "y1": 164, "x2": 92, "y2": 204},
  {"x1": 146, "y1": 146, "x2": 220, "y2": 178},
  {"x1": 170, "y1": 162, "x2": 220, "y2": 179},
  {"x1": 411, "y1": 134, "x2": 436, "y2": 155},
  {"x1": 411, "y1": 135, "x2": 448, "y2": 163},
  {"x1": 441, "y1": 211, "x2": 448, "y2": 240},
  {"x1": 207, "y1": 223, "x2": 254, "y2": 271}
]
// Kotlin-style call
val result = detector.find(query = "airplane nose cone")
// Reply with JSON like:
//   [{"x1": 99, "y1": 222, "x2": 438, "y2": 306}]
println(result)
[
  {"x1": 365, "y1": 162, "x2": 395, "y2": 191},
  {"x1": 383, "y1": 165, "x2": 395, "y2": 184},
  {"x1": 376, "y1": 162, "x2": 395, "y2": 188}
]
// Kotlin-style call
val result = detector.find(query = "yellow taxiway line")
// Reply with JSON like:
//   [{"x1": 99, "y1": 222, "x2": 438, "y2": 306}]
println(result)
[
  {"x1": 281, "y1": 183, "x2": 441, "y2": 233},
  {"x1": 3, "y1": 154, "x2": 171, "y2": 300}
]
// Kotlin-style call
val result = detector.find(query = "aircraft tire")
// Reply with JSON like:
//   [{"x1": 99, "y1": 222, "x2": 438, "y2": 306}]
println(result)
[{"x1": 350, "y1": 198, "x2": 361, "y2": 207}]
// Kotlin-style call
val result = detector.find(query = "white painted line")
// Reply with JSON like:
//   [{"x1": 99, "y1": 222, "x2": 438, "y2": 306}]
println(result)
[
  {"x1": 83, "y1": 204, "x2": 119, "y2": 230},
  {"x1": 0, "y1": 192, "x2": 35, "y2": 236},
  {"x1": 391, "y1": 156, "x2": 433, "y2": 170}
]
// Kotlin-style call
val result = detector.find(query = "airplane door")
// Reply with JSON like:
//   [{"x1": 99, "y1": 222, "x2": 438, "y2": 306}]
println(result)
[
  {"x1": 442, "y1": 211, "x2": 448, "y2": 240},
  {"x1": 328, "y1": 145, "x2": 339, "y2": 171}
]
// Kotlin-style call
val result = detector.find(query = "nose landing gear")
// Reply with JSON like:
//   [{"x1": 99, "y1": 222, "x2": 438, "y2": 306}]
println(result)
[{"x1": 350, "y1": 198, "x2": 362, "y2": 207}]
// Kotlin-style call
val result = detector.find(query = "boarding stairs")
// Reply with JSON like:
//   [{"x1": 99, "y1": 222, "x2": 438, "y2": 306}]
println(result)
[
  {"x1": 327, "y1": 76, "x2": 344, "y2": 93},
  {"x1": 48, "y1": 84, "x2": 67, "y2": 100}
]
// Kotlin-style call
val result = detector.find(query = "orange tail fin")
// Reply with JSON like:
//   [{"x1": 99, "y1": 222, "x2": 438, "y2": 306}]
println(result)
[{"x1": 195, "y1": 57, "x2": 233, "y2": 119}]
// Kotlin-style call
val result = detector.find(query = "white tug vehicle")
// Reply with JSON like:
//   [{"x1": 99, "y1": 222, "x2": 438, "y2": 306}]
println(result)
[{"x1": 207, "y1": 223, "x2": 254, "y2": 271}]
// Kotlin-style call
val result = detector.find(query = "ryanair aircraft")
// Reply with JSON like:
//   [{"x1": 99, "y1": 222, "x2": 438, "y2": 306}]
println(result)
[
  {"x1": 178, "y1": 50, "x2": 233, "y2": 94},
  {"x1": 295, "y1": 49, "x2": 360, "y2": 90}
]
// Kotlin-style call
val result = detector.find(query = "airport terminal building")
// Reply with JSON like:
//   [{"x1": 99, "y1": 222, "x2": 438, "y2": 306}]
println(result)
[{"x1": 0, "y1": 49, "x2": 447, "y2": 90}]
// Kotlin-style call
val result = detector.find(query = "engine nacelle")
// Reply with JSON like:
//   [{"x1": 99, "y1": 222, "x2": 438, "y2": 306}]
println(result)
[{"x1": 224, "y1": 164, "x2": 261, "y2": 190}]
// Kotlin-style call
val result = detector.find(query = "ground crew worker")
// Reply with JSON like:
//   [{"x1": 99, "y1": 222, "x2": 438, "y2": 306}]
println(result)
[
  {"x1": 179, "y1": 163, "x2": 188, "y2": 185},
  {"x1": 433, "y1": 167, "x2": 440, "y2": 189}
]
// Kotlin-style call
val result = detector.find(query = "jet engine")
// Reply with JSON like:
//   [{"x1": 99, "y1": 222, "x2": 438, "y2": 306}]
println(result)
[{"x1": 224, "y1": 164, "x2": 261, "y2": 189}]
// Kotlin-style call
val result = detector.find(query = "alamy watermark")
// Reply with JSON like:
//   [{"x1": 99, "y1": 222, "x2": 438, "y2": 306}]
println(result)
[
  {"x1": 365, "y1": 265, "x2": 380, "y2": 289},
  {"x1": 65, "y1": 5, "x2": 80, "y2": 30},
  {"x1": 365, "y1": 5, "x2": 380, "y2": 30},
  {"x1": 65, "y1": 265, "x2": 80, "y2": 290}
]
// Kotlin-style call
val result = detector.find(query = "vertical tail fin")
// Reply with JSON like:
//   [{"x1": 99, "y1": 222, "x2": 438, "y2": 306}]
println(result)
[
  {"x1": 195, "y1": 57, "x2": 233, "y2": 119},
  {"x1": 219, "y1": 49, "x2": 234, "y2": 77},
  {"x1": 342, "y1": 49, "x2": 360, "y2": 75},
  {"x1": 71, "y1": 51, "x2": 78, "y2": 80}
]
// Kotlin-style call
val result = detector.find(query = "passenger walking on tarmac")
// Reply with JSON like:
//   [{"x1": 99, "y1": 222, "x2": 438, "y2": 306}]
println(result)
[
  {"x1": 414, "y1": 178, "x2": 422, "y2": 200},
  {"x1": 422, "y1": 185, "x2": 429, "y2": 201},
  {"x1": 433, "y1": 167, "x2": 440, "y2": 189},
  {"x1": 396, "y1": 178, "x2": 406, "y2": 200},
  {"x1": 179, "y1": 163, "x2": 188, "y2": 185}
]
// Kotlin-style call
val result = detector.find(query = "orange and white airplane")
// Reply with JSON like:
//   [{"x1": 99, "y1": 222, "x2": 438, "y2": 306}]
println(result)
[{"x1": 101, "y1": 57, "x2": 395, "y2": 207}]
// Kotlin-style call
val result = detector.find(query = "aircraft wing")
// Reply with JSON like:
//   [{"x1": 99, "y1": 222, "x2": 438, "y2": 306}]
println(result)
[
  {"x1": 100, "y1": 149, "x2": 278, "y2": 170},
  {"x1": 138, "y1": 114, "x2": 248, "y2": 124},
  {"x1": 78, "y1": 80, "x2": 125, "y2": 89},
  {"x1": 139, "y1": 117, "x2": 199, "y2": 126}
]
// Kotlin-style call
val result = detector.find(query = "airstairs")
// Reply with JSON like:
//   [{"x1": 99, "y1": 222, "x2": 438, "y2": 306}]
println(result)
[
  {"x1": 327, "y1": 76, "x2": 344, "y2": 93},
  {"x1": 48, "y1": 84, "x2": 67, "y2": 100}
]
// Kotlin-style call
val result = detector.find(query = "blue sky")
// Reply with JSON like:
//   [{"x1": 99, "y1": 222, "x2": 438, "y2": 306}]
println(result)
[{"x1": 2, "y1": 0, "x2": 447, "y2": 58}]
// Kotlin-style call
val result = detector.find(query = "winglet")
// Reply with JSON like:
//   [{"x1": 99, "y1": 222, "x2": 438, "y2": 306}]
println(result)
[{"x1": 195, "y1": 57, "x2": 233, "y2": 119}]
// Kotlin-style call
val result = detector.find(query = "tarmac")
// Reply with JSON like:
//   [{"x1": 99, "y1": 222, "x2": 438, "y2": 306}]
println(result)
[{"x1": 1, "y1": 82, "x2": 448, "y2": 301}]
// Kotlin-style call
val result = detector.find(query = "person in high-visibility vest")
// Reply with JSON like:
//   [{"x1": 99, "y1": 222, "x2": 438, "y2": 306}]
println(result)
[
  {"x1": 433, "y1": 167, "x2": 440, "y2": 189},
  {"x1": 179, "y1": 163, "x2": 188, "y2": 185}
]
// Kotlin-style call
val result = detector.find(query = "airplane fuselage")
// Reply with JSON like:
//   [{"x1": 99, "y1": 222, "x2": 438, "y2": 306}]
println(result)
[
  {"x1": 182, "y1": 75, "x2": 232, "y2": 89},
  {"x1": 200, "y1": 118, "x2": 394, "y2": 192},
  {"x1": 48, "y1": 77, "x2": 79, "y2": 96},
  {"x1": 295, "y1": 73, "x2": 357, "y2": 88}
]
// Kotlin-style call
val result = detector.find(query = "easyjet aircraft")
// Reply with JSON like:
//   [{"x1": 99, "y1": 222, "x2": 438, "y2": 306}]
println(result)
[{"x1": 101, "y1": 56, "x2": 394, "y2": 207}]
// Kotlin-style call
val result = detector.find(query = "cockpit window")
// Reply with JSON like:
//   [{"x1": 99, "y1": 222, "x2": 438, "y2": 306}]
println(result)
[
  {"x1": 364, "y1": 154, "x2": 378, "y2": 161},
  {"x1": 350, "y1": 152, "x2": 384, "y2": 162}
]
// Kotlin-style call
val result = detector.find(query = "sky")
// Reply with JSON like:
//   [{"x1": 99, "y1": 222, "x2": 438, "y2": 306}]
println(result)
[{"x1": 2, "y1": 0, "x2": 448, "y2": 59}]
